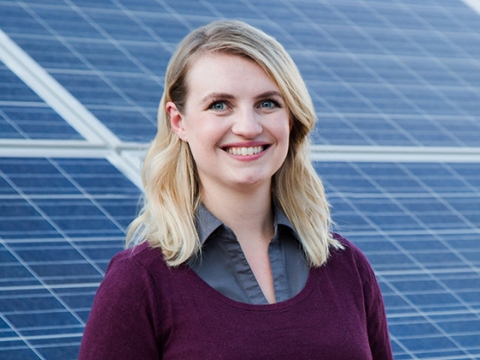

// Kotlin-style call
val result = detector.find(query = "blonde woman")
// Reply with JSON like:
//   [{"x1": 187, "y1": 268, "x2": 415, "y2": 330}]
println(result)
[{"x1": 79, "y1": 20, "x2": 393, "y2": 359}]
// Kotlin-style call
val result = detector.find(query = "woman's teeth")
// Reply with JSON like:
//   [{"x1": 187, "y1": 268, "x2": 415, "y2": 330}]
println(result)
[{"x1": 226, "y1": 146, "x2": 263, "y2": 156}]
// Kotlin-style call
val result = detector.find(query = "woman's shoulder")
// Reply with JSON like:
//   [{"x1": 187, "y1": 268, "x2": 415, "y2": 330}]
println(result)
[
  {"x1": 103, "y1": 242, "x2": 170, "y2": 284},
  {"x1": 329, "y1": 232, "x2": 376, "y2": 275}
]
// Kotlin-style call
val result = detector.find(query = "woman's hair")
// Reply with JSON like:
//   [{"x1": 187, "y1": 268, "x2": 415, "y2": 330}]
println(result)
[{"x1": 127, "y1": 20, "x2": 343, "y2": 266}]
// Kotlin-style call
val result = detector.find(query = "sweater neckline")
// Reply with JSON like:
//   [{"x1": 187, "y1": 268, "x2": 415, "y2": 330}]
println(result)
[{"x1": 183, "y1": 263, "x2": 317, "y2": 311}]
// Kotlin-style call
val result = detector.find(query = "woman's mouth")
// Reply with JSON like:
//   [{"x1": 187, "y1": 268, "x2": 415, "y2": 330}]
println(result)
[{"x1": 225, "y1": 145, "x2": 266, "y2": 156}]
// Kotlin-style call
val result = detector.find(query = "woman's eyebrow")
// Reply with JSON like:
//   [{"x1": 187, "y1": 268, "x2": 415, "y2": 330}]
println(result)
[
  {"x1": 200, "y1": 92, "x2": 235, "y2": 104},
  {"x1": 254, "y1": 91, "x2": 284, "y2": 100}
]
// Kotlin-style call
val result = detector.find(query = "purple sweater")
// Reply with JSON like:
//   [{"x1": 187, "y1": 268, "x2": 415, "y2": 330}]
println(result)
[{"x1": 79, "y1": 235, "x2": 393, "y2": 359}]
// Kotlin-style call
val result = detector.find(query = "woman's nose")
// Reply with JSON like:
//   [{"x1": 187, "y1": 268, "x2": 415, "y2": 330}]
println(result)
[{"x1": 231, "y1": 108, "x2": 262, "y2": 138}]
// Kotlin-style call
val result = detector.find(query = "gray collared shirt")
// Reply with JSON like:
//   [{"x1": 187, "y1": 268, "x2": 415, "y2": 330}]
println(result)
[{"x1": 188, "y1": 204, "x2": 309, "y2": 304}]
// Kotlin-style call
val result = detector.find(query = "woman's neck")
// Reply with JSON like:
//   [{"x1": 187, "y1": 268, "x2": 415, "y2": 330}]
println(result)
[{"x1": 201, "y1": 183, "x2": 274, "y2": 243}]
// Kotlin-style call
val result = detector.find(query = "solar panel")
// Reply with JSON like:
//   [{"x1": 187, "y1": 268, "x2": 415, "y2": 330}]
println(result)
[
  {"x1": 1, "y1": 0, "x2": 480, "y2": 359},
  {"x1": 317, "y1": 161, "x2": 480, "y2": 359},
  {"x1": 0, "y1": 157, "x2": 140, "y2": 359},
  {"x1": 2, "y1": 0, "x2": 480, "y2": 144}
]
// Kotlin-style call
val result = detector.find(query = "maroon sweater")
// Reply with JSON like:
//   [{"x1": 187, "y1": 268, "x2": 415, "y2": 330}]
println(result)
[{"x1": 79, "y1": 235, "x2": 393, "y2": 359}]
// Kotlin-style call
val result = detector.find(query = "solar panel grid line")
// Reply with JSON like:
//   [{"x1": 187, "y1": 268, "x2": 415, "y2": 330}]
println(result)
[
  {"x1": 0, "y1": 282, "x2": 101, "y2": 292},
  {"x1": 0, "y1": 332, "x2": 83, "y2": 343},
  {"x1": 16, "y1": 2, "x2": 156, "y2": 130},
  {"x1": 325, "y1": 188, "x2": 475, "y2": 358},
  {"x1": 336, "y1": 2, "x2": 480, "y2": 144},
  {"x1": 387, "y1": 307, "x2": 480, "y2": 319},
  {"x1": 0, "y1": 100, "x2": 50, "y2": 107},
  {"x1": 310, "y1": 144, "x2": 480, "y2": 163},
  {"x1": 0, "y1": 141, "x2": 112, "y2": 159}
]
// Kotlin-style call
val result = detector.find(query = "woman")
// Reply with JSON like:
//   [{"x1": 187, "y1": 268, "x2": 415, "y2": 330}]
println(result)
[{"x1": 79, "y1": 20, "x2": 393, "y2": 359}]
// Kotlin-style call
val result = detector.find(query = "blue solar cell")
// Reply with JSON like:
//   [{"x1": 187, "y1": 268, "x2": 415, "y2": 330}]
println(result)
[
  {"x1": 88, "y1": 108, "x2": 157, "y2": 142},
  {"x1": 120, "y1": 42, "x2": 171, "y2": 74},
  {"x1": 0, "y1": 3, "x2": 51, "y2": 37},
  {"x1": 110, "y1": 0, "x2": 165, "y2": 12},
  {"x1": 30, "y1": 6, "x2": 104, "y2": 39},
  {"x1": 352, "y1": 84, "x2": 420, "y2": 114},
  {"x1": 106, "y1": 74, "x2": 161, "y2": 107},
  {"x1": 65, "y1": 40, "x2": 145, "y2": 73},
  {"x1": 250, "y1": 0, "x2": 306, "y2": 25},
  {"x1": 138, "y1": 15, "x2": 191, "y2": 44},
  {"x1": 364, "y1": 27, "x2": 426, "y2": 56},
  {"x1": 372, "y1": 5, "x2": 430, "y2": 31},
  {"x1": 412, "y1": 7, "x2": 466, "y2": 32},
  {"x1": 12, "y1": 37, "x2": 90, "y2": 71},
  {"x1": 204, "y1": 0, "x2": 262, "y2": 19},
  {"x1": 400, "y1": 336, "x2": 458, "y2": 353},
  {"x1": 288, "y1": 24, "x2": 341, "y2": 53},
  {"x1": 447, "y1": 32, "x2": 480, "y2": 57},
  {"x1": 410, "y1": 32, "x2": 466, "y2": 59},
  {"x1": 160, "y1": 0, "x2": 214, "y2": 16},
  {"x1": 0, "y1": 348, "x2": 40, "y2": 360},
  {"x1": 319, "y1": 56, "x2": 380, "y2": 84},
  {"x1": 402, "y1": 58, "x2": 464, "y2": 86},
  {"x1": 389, "y1": 321, "x2": 442, "y2": 336},
  {"x1": 84, "y1": 9, "x2": 159, "y2": 42},
  {"x1": 0, "y1": 68, "x2": 41, "y2": 102},
  {"x1": 332, "y1": 3, "x2": 386, "y2": 28},
  {"x1": 312, "y1": 82, "x2": 374, "y2": 113},
  {"x1": 0, "y1": 65, "x2": 83, "y2": 140},
  {"x1": 295, "y1": 1, "x2": 347, "y2": 26},
  {"x1": 323, "y1": 26, "x2": 386, "y2": 55},
  {"x1": 362, "y1": 57, "x2": 422, "y2": 85},
  {"x1": 52, "y1": 73, "x2": 127, "y2": 106}
]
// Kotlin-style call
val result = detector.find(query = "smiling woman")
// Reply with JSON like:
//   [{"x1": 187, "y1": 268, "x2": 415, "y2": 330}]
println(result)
[
  {"x1": 78, "y1": 20, "x2": 393, "y2": 360},
  {"x1": 167, "y1": 53, "x2": 291, "y2": 198}
]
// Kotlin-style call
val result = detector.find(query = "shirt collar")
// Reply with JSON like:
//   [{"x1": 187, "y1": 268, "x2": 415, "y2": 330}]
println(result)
[{"x1": 195, "y1": 203, "x2": 299, "y2": 247}]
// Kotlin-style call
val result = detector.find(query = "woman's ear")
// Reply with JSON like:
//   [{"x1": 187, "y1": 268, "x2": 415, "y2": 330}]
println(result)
[{"x1": 167, "y1": 101, "x2": 188, "y2": 141}]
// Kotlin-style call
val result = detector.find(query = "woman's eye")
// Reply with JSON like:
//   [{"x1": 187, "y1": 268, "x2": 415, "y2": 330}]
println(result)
[
  {"x1": 209, "y1": 101, "x2": 227, "y2": 110},
  {"x1": 260, "y1": 100, "x2": 278, "y2": 109}
]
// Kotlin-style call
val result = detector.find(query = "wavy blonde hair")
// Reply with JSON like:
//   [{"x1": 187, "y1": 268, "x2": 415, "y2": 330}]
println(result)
[{"x1": 127, "y1": 20, "x2": 342, "y2": 266}]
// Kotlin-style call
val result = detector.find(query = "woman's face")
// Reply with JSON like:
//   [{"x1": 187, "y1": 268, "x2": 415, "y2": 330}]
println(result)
[{"x1": 168, "y1": 53, "x2": 291, "y2": 195}]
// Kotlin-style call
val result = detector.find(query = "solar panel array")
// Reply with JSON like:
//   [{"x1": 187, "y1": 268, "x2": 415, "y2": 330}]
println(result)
[{"x1": 1, "y1": 0, "x2": 479, "y2": 359}]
